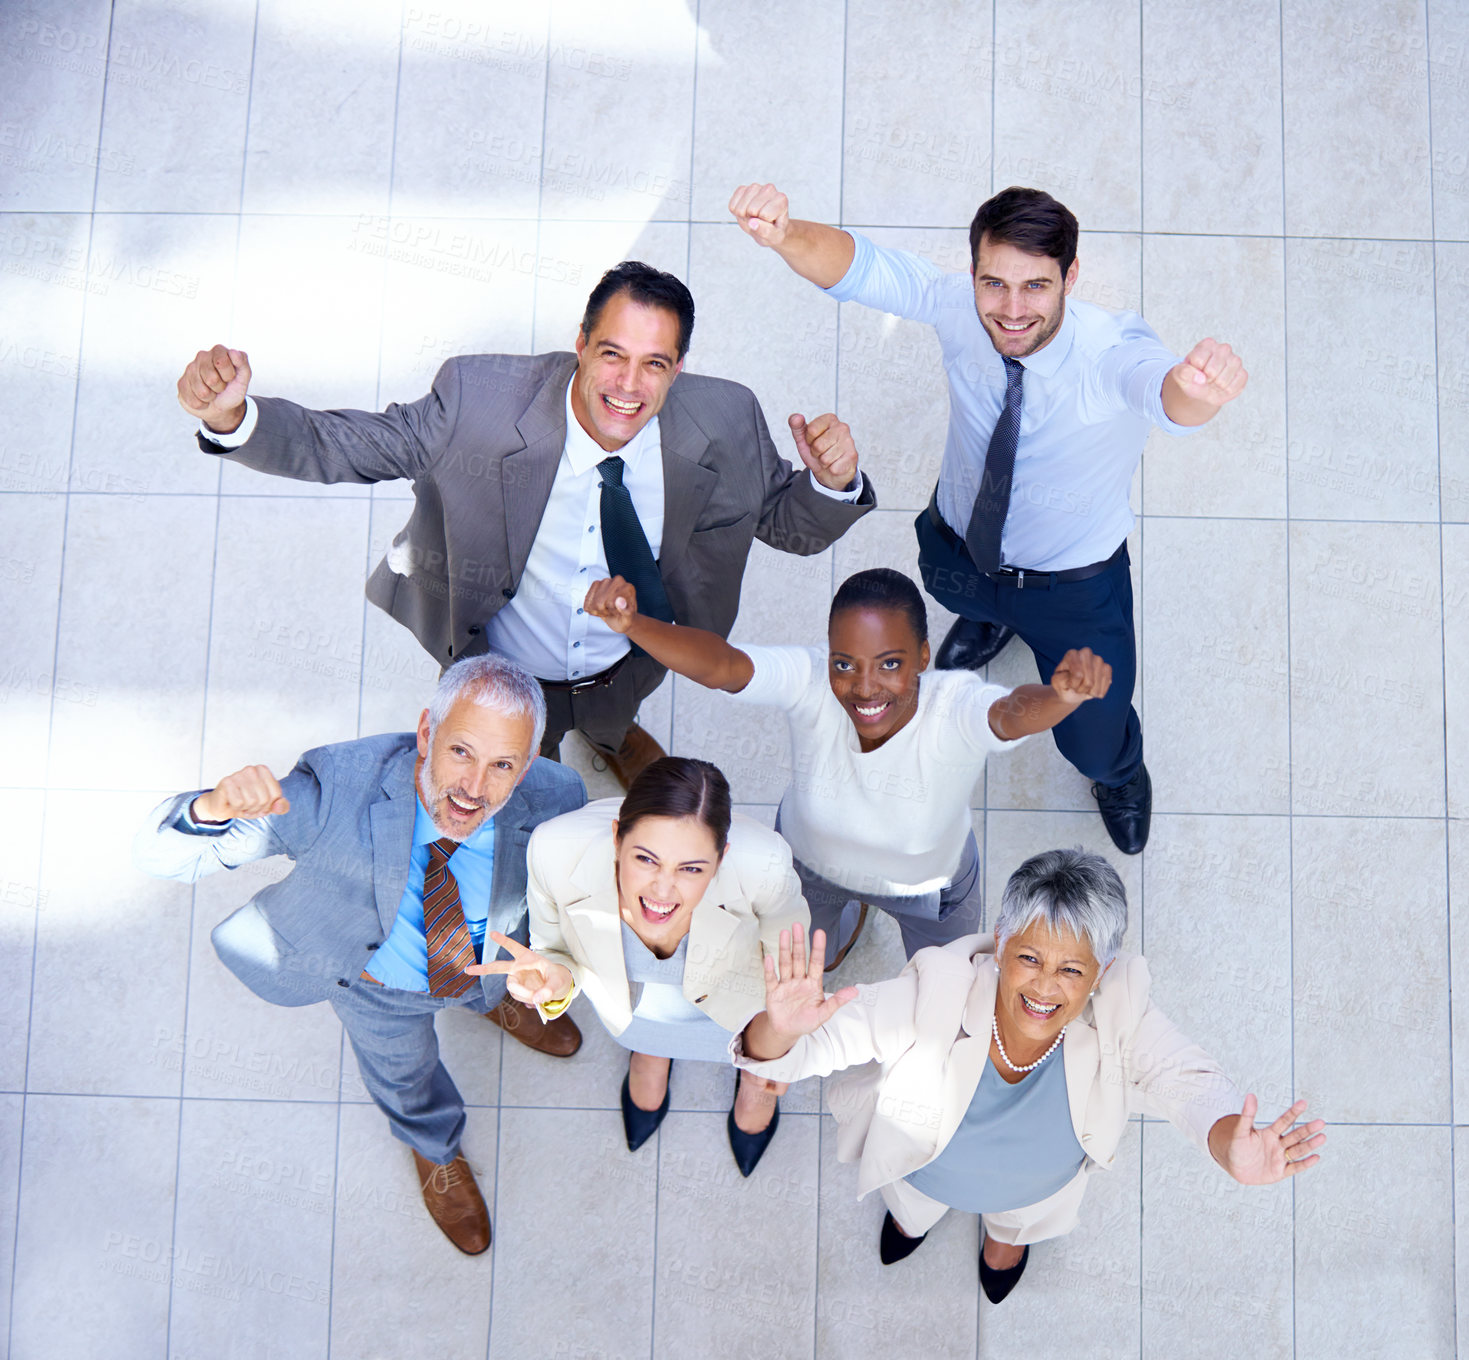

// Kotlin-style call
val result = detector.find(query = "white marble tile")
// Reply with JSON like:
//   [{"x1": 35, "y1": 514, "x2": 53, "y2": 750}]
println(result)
[
  {"x1": 1141, "y1": 0, "x2": 1284, "y2": 235},
  {"x1": 94, "y1": 0, "x2": 254, "y2": 213},
  {"x1": 1439, "y1": 244, "x2": 1469, "y2": 526},
  {"x1": 0, "y1": 2, "x2": 112, "y2": 210},
  {"x1": 1293, "y1": 816, "x2": 1448, "y2": 1123},
  {"x1": 653, "y1": 1110, "x2": 819, "y2": 1359},
  {"x1": 331, "y1": 1102, "x2": 496, "y2": 1358},
  {"x1": 392, "y1": 2, "x2": 550, "y2": 219},
  {"x1": 167, "y1": 1099, "x2": 336, "y2": 1355},
  {"x1": 1285, "y1": 236, "x2": 1438, "y2": 520},
  {"x1": 538, "y1": 0, "x2": 697, "y2": 222},
  {"x1": 10, "y1": 1094, "x2": 178, "y2": 1360},
  {"x1": 1288, "y1": 521, "x2": 1444, "y2": 818},
  {"x1": 28, "y1": 789, "x2": 191, "y2": 1096},
  {"x1": 529, "y1": 219, "x2": 689, "y2": 355},
  {"x1": 222, "y1": 214, "x2": 391, "y2": 495},
  {"x1": 497, "y1": 992, "x2": 622, "y2": 1110},
  {"x1": 490, "y1": 1106, "x2": 655, "y2": 1360},
  {"x1": 0, "y1": 792, "x2": 44, "y2": 1091},
  {"x1": 182, "y1": 860, "x2": 344, "y2": 1103},
  {"x1": 73, "y1": 212, "x2": 239, "y2": 498},
  {"x1": 0, "y1": 1093, "x2": 20, "y2": 1339},
  {"x1": 1141, "y1": 235, "x2": 1287, "y2": 519},
  {"x1": 1282, "y1": 0, "x2": 1433, "y2": 238},
  {"x1": 1430, "y1": 0, "x2": 1469, "y2": 241},
  {"x1": 686, "y1": 223, "x2": 839, "y2": 451},
  {"x1": 1452, "y1": 819, "x2": 1469, "y2": 1123},
  {"x1": 993, "y1": 0, "x2": 1141, "y2": 234},
  {"x1": 1144, "y1": 815, "x2": 1293, "y2": 1109},
  {"x1": 979, "y1": 1121, "x2": 1140, "y2": 1357},
  {"x1": 673, "y1": 676, "x2": 791, "y2": 806},
  {"x1": 0, "y1": 494, "x2": 66, "y2": 788},
  {"x1": 201, "y1": 495, "x2": 369, "y2": 780},
  {"x1": 0, "y1": 213, "x2": 89, "y2": 488},
  {"x1": 815, "y1": 1113, "x2": 978, "y2": 1359},
  {"x1": 1143, "y1": 518, "x2": 1290, "y2": 814},
  {"x1": 1294, "y1": 1125, "x2": 1454, "y2": 1360},
  {"x1": 48, "y1": 494, "x2": 215, "y2": 791},
  {"x1": 1141, "y1": 1126, "x2": 1292, "y2": 1359},
  {"x1": 841, "y1": 0, "x2": 991, "y2": 228},
  {"x1": 1448, "y1": 526, "x2": 1469, "y2": 822},
  {"x1": 1075, "y1": 230, "x2": 1142, "y2": 318},
  {"x1": 691, "y1": 0, "x2": 844, "y2": 225},
  {"x1": 375, "y1": 217, "x2": 539, "y2": 401},
  {"x1": 241, "y1": 0, "x2": 400, "y2": 215}
]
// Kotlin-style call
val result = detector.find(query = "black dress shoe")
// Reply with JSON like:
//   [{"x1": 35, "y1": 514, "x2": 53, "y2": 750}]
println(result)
[
  {"x1": 979, "y1": 1243, "x2": 1029, "y2": 1304},
  {"x1": 727, "y1": 1084, "x2": 780, "y2": 1177},
  {"x1": 621, "y1": 1061, "x2": 672, "y2": 1152},
  {"x1": 1092, "y1": 762, "x2": 1151, "y2": 855},
  {"x1": 936, "y1": 618, "x2": 1015, "y2": 671},
  {"x1": 878, "y1": 1211, "x2": 928, "y2": 1264}
]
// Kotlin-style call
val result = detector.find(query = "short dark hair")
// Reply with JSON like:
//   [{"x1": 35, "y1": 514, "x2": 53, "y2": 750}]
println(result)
[
  {"x1": 829, "y1": 568, "x2": 928, "y2": 647},
  {"x1": 968, "y1": 186, "x2": 1079, "y2": 279},
  {"x1": 580, "y1": 260, "x2": 695, "y2": 360},
  {"x1": 616, "y1": 756, "x2": 732, "y2": 855}
]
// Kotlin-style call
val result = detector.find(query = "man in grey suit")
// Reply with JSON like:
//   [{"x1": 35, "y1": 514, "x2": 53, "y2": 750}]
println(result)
[
  {"x1": 175, "y1": 261, "x2": 876, "y2": 787},
  {"x1": 134, "y1": 653, "x2": 586, "y2": 1254}
]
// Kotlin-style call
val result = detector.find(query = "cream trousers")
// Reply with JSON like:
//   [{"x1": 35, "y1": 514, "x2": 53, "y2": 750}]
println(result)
[{"x1": 878, "y1": 1165, "x2": 1091, "y2": 1245}]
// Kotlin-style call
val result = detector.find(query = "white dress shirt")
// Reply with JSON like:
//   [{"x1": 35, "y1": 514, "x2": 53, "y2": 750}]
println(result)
[
  {"x1": 826, "y1": 232, "x2": 1199, "y2": 572},
  {"x1": 201, "y1": 379, "x2": 860, "y2": 681}
]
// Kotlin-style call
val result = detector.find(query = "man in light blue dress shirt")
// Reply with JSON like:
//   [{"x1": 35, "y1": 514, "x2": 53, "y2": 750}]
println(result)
[
  {"x1": 728, "y1": 182, "x2": 1247, "y2": 854},
  {"x1": 133, "y1": 654, "x2": 587, "y2": 1254}
]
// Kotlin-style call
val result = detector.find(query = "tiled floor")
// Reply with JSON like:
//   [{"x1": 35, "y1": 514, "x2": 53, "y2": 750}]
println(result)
[{"x1": 1, "y1": 1, "x2": 1464, "y2": 1356}]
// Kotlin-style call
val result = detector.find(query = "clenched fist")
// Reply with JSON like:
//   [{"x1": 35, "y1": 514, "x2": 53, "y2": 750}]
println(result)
[
  {"x1": 789, "y1": 412, "x2": 858, "y2": 491},
  {"x1": 1049, "y1": 647, "x2": 1112, "y2": 707},
  {"x1": 177, "y1": 344, "x2": 252, "y2": 434},
  {"x1": 192, "y1": 764, "x2": 289, "y2": 823},
  {"x1": 1164, "y1": 338, "x2": 1247, "y2": 416},
  {"x1": 729, "y1": 182, "x2": 790, "y2": 247}
]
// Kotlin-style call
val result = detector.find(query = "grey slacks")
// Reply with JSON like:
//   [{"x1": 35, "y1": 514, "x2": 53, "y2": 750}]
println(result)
[{"x1": 538, "y1": 653, "x2": 668, "y2": 758}]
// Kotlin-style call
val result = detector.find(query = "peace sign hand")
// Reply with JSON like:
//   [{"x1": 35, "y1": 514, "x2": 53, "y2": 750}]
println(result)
[
  {"x1": 762, "y1": 923, "x2": 859, "y2": 1044},
  {"x1": 1210, "y1": 1094, "x2": 1326, "y2": 1186},
  {"x1": 465, "y1": 932, "x2": 574, "y2": 1007}
]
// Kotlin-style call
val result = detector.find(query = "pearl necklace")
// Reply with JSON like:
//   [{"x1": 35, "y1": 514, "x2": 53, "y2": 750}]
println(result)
[{"x1": 991, "y1": 1014, "x2": 1066, "y2": 1073}]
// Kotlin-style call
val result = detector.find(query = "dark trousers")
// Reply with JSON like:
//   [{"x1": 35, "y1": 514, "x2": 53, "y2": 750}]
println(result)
[
  {"x1": 914, "y1": 508, "x2": 1142, "y2": 789},
  {"x1": 538, "y1": 652, "x2": 668, "y2": 759}
]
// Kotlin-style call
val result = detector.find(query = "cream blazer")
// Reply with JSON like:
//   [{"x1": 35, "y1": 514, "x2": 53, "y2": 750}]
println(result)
[
  {"x1": 736, "y1": 933, "x2": 1243, "y2": 1227},
  {"x1": 526, "y1": 799, "x2": 809, "y2": 1036}
]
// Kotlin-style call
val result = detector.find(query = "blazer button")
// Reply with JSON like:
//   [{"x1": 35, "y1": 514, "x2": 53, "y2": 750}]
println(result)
[
  {"x1": 366, "y1": 942, "x2": 380, "y2": 951},
  {"x1": 694, "y1": 995, "x2": 709, "y2": 1004},
  {"x1": 467, "y1": 625, "x2": 481, "y2": 636},
  {"x1": 502, "y1": 587, "x2": 515, "y2": 599},
  {"x1": 337, "y1": 978, "x2": 350, "y2": 987}
]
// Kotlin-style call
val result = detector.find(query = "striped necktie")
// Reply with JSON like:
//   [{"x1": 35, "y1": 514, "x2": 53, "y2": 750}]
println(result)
[
  {"x1": 964, "y1": 355, "x2": 1025, "y2": 572},
  {"x1": 424, "y1": 838, "x2": 477, "y2": 998}
]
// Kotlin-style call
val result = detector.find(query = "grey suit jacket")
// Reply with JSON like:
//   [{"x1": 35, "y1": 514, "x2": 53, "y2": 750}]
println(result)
[
  {"x1": 132, "y1": 733, "x2": 587, "y2": 1007},
  {"x1": 199, "y1": 353, "x2": 876, "y2": 665}
]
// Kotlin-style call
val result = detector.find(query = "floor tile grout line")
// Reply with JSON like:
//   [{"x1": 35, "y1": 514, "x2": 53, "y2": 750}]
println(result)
[
  {"x1": 527, "y1": 4, "x2": 553, "y2": 356},
  {"x1": 1136, "y1": 2, "x2": 1146, "y2": 1348}
]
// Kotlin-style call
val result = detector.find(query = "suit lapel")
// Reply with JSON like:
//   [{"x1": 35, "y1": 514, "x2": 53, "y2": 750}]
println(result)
[
  {"x1": 654, "y1": 392, "x2": 719, "y2": 584},
  {"x1": 503, "y1": 359, "x2": 576, "y2": 585},
  {"x1": 368, "y1": 749, "x2": 420, "y2": 940},
  {"x1": 1062, "y1": 1016, "x2": 1100, "y2": 1157}
]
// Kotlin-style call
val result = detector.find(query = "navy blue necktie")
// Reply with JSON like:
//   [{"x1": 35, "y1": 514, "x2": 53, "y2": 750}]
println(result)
[
  {"x1": 964, "y1": 356, "x2": 1025, "y2": 572},
  {"x1": 597, "y1": 456, "x2": 674, "y2": 624}
]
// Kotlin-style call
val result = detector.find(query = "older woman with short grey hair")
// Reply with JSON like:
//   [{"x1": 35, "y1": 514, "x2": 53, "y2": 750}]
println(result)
[{"x1": 734, "y1": 848, "x2": 1325, "y2": 1304}]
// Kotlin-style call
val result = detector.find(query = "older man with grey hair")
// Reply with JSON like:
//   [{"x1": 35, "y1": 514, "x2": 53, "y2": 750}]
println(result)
[{"x1": 134, "y1": 653, "x2": 587, "y2": 1255}]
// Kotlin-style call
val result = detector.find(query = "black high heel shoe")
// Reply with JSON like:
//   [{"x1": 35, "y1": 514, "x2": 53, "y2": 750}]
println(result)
[
  {"x1": 878, "y1": 1211, "x2": 928, "y2": 1264},
  {"x1": 726, "y1": 1074, "x2": 779, "y2": 1177},
  {"x1": 979, "y1": 1242, "x2": 1029, "y2": 1304},
  {"x1": 621, "y1": 1058, "x2": 672, "y2": 1152}
]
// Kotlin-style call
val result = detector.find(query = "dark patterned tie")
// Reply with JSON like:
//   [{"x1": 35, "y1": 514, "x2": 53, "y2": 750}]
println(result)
[
  {"x1": 598, "y1": 455, "x2": 675, "y2": 623},
  {"x1": 964, "y1": 355, "x2": 1025, "y2": 572},
  {"x1": 423, "y1": 838, "x2": 477, "y2": 998}
]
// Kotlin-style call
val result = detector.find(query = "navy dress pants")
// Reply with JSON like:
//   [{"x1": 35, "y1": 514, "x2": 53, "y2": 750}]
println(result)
[{"x1": 915, "y1": 508, "x2": 1142, "y2": 789}]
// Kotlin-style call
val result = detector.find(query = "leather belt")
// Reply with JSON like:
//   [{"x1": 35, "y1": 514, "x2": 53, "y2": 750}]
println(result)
[
  {"x1": 535, "y1": 653, "x2": 629, "y2": 695},
  {"x1": 926, "y1": 499, "x2": 1125, "y2": 591}
]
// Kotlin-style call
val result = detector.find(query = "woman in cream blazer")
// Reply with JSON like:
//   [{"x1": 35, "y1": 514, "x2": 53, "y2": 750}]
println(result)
[
  {"x1": 479, "y1": 756, "x2": 808, "y2": 1175},
  {"x1": 734, "y1": 848, "x2": 1326, "y2": 1304}
]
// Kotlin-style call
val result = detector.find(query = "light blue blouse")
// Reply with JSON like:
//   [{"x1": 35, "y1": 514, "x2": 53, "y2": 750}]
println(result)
[
  {"x1": 611, "y1": 921, "x2": 735, "y2": 1063},
  {"x1": 903, "y1": 1046, "x2": 1085, "y2": 1214}
]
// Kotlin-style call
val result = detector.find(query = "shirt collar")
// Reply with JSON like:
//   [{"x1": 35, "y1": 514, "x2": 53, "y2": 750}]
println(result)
[
  {"x1": 413, "y1": 796, "x2": 495, "y2": 850},
  {"x1": 562, "y1": 378, "x2": 661, "y2": 478},
  {"x1": 1013, "y1": 303, "x2": 1076, "y2": 380}
]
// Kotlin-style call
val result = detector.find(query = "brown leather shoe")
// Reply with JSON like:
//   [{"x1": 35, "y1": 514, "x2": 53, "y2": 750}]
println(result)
[
  {"x1": 599, "y1": 723, "x2": 666, "y2": 791},
  {"x1": 484, "y1": 997, "x2": 582, "y2": 1057},
  {"x1": 824, "y1": 901, "x2": 869, "y2": 972},
  {"x1": 412, "y1": 1151, "x2": 491, "y2": 1255}
]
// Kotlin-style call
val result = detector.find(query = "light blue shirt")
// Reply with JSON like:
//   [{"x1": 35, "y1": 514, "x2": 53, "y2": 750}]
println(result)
[
  {"x1": 367, "y1": 800, "x2": 499, "y2": 992},
  {"x1": 825, "y1": 231, "x2": 1197, "y2": 572}
]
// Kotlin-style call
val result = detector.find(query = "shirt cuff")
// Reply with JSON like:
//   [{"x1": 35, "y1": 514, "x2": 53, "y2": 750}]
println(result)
[
  {"x1": 808, "y1": 468, "x2": 862, "y2": 501},
  {"x1": 198, "y1": 397, "x2": 258, "y2": 449},
  {"x1": 171, "y1": 794, "x2": 233, "y2": 837}
]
